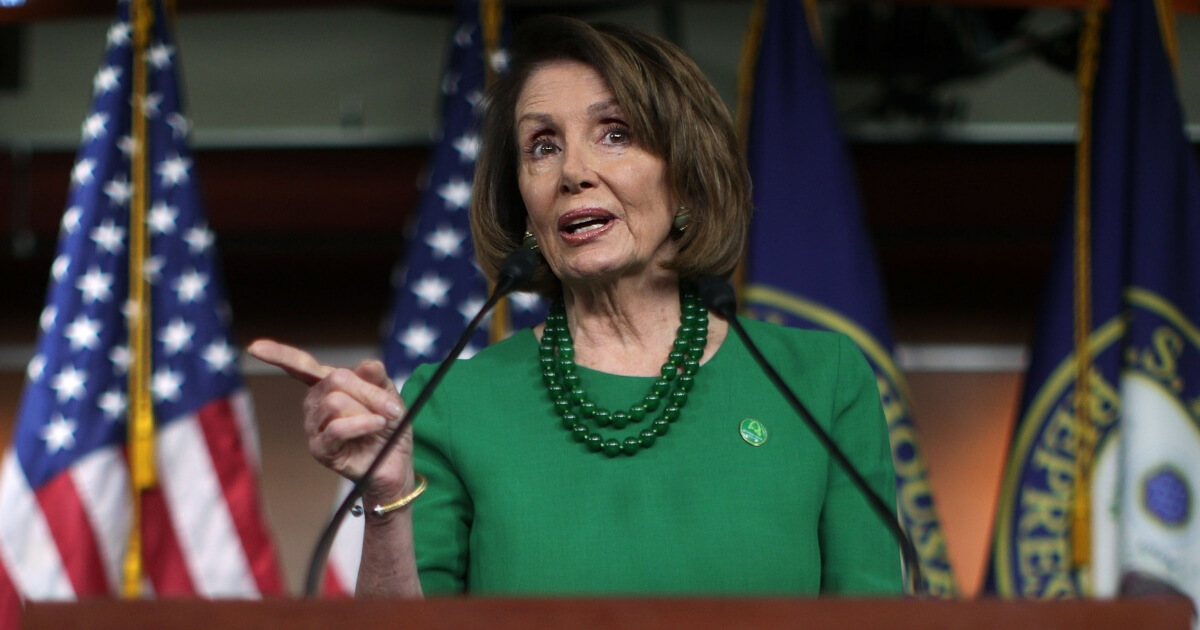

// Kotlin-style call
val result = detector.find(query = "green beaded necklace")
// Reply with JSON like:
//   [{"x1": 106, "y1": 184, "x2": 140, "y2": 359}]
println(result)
[{"x1": 539, "y1": 284, "x2": 709, "y2": 457}]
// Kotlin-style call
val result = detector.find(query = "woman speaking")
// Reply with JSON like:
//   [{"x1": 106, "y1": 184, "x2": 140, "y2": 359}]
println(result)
[{"x1": 251, "y1": 16, "x2": 901, "y2": 597}]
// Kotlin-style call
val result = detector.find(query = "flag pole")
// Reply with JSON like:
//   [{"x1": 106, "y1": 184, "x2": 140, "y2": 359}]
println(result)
[
  {"x1": 1069, "y1": 0, "x2": 1102, "y2": 581},
  {"x1": 481, "y1": 0, "x2": 513, "y2": 345},
  {"x1": 123, "y1": 0, "x2": 158, "y2": 598}
]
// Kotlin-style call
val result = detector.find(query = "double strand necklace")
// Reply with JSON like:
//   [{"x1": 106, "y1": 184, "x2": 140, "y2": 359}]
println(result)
[{"x1": 539, "y1": 285, "x2": 709, "y2": 457}]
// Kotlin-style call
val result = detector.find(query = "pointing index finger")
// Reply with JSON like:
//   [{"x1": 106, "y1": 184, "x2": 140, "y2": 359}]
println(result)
[{"x1": 247, "y1": 339, "x2": 332, "y2": 386}]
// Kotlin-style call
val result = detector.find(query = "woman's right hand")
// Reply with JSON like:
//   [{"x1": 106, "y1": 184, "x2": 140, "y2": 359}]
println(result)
[{"x1": 247, "y1": 339, "x2": 414, "y2": 501}]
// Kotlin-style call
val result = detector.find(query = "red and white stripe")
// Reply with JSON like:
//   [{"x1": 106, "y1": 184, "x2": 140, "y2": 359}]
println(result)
[
  {"x1": 0, "y1": 390, "x2": 283, "y2": 625},
  {"x1": 322, "y1": 478, "x2": 363, "y2": 597}
]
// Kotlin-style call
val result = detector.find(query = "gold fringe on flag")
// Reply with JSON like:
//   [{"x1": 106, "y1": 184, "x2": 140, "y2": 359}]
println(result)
[
  {"x1": 123, "y1": 0, "x2": 158, "y2": 598},
  {"x1": 731, "y1": 0, "x2": 766, "y2": 295},
  {"x1": 1070, "y1": 0, "x2": 1102, "y2": 577},
  {"x1": 802, "y1": 0, "x2": 822, "y2": 50},
  {"x1": 1155, "y1": 0, "x2": 1179, "y2": 73}
]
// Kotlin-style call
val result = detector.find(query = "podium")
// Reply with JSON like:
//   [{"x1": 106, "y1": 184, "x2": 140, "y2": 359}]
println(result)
[{"x1": 22, "y1": 596, "x2": 1195, "y2": 630}]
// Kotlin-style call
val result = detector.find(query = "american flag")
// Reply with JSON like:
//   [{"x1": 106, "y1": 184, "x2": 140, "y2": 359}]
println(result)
[
  {"x1": 321, "y1": 0, "x2": 544, "y2": 595},
  {"x1": 0, "y1": 0, "x2": 283, "y2": 621}
]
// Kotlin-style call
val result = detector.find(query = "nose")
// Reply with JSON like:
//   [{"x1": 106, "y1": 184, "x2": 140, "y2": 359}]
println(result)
[{"x1": 559, "y1": 146, "x2": 596, "y2": 194}]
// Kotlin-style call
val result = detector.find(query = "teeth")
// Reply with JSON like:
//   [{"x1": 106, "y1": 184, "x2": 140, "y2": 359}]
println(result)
[{"x1": 565, "y1": 217, "x2": 607, "y2": 233}]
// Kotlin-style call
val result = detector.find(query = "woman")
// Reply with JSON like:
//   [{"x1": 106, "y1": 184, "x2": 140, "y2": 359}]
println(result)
[{"x1": 251, "y1": 16, "x2": 901, "y2": 597}]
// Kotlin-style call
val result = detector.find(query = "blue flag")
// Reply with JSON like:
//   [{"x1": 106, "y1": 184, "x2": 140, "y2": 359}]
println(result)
[
  {"x1": 0, "y1": 0, "x2": 283, "y2": 608},
  {"x1": 988, "y1": 0, "x2": 1200, "y2": 603},
  {"x1": 741, "y1": 0, "x2": 956, "y2": 596},
  {"x1": 323, "y1": 0, "x2": 544, "y2": 595}
]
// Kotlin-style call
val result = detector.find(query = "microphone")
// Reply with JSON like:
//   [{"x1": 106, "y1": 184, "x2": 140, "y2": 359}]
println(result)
[
  {"x1": 695, "y1": 275, "x2": 926, "y2": 596},
  {"x1": 303, "y1": 248, "x2": 540, "y2": 597}
]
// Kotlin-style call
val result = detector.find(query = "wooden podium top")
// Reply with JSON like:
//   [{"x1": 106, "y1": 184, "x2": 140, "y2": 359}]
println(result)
[{"x1": 21, "y1": 595, "x2": 1196, "y2": 630}]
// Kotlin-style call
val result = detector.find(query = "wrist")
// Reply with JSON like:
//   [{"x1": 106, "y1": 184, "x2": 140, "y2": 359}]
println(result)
[{"x1": 356, "y1": 473, "x2": 427, "y2": 520}]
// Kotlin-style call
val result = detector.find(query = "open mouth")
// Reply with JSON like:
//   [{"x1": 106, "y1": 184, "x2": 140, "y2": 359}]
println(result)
[
  {"x1": 558, "y1": 209, "x2": 616, "y2": 239},
  {"x1": 563, "y1": 216, "x2": 611, "y2": 234}
]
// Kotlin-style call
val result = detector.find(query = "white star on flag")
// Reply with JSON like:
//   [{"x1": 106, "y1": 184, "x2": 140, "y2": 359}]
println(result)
[
  {"x1": 399, "y1": 322, "x2": 439, "y2": 359},
  {"x1": 146, "y1": 42, "x2": 174, "y2": 69},
  {"x1": 40, "y1": 415, "x2": 78, "y2": 454},
  {"x1": 76, "y1": 266, "x2": 114, "y2": 304},
  {"x1": 138, "y1": 92, "x2": 163, "y2": 119},
  {"x1": 106, "y1": 21, "x2": 131, "y2": 49},
  {"x1": 184, "y1": 224, "x2": 215, "y2": 254},
  {"x1": 122, "y1": 298, "x2": 140, "y2": 323},
  {"x1": 64, "y1": 315, "x2": 102, "y2": 352},
  {"x1": 412, "y1": 273, "x2": 452, "y2": 308},
  {"x1": 109, "y1": 345, "x2": 130, "y2": 375},
  {"x1": 62, "y1": 206, "x2": 83, "y2": 234},
  {"x1": 71, "y1": 159, "x2": 96, "y2": 187},
  {"x1": 90, "y1": 219, "x2": 126, "y2": 254},
  {"x1": 117, "y1": 135, "x2": 137, "y2": 158},
  {"x1": 442, "y1": 72, "x2": 461, "y2": 96},
  {"x1": 510, "y1": 292, "x2": 543, "y2": 312},
  {"x1": 150, "y1": 367, "x2": 183, "y2": 403},
  {"x1": 159, "y1": 317, "x2": 195, "y2": 355},
  {"x1": 97, "y1": 389, "x2": 127, "y2": 422},
  {"x1": 82, "y1": 113, "x2": 109, "y2": 142},
  {"x1": 50, "y1": 365, "x2": 88, "y2": 404},
  {"x1": 51, "y1": 255, "x2": 71, "y2": 283},
  {"x1": 156, "y1": 154, "x2": 191, "y2": 187},
  {"x1": 39, "y1": 306, "x2": 57, "y2": 332},
  {"x1": 92, "y1": 65, "x2": 122, "y2": 95},
  {"x1": 103, "y1": 176, "x2": 133, "y2": 207},
  {"x1": 458, "y1": 296, "x2": 487, "y2": 324},
  {"x1": 173, "y1": 268, "x2": 208, "y2": 303},
  {"x1": 454, "y1": 24, "x2": 473, "y2": 46},
  {"x1": 426, "y1": 225, "x2": 464, "y2": 260},
  {"x1": 147, "y1": 201, "x2": 178, "y2": 234},
  {"x1": 26, "y1": 354, "x2": 45, "y2": 383},
  {"x1": 438, "y1": 177, "x2": 472, "y2": 210},
  {"x1": 143, "y1": 255, "x2": 165, "y2": 284},
  {"x1": 452, "y1": 133, "x2": 480, "y2": 163},
  {"x1": 489, "y1": 49, "x2": 511, "y2": 74},
  {"x1": 202, "y1": 340, "x2": 236, "y2": 374},
  {"x1": 166, "y1": 113, "x2": 191, "y2": 139}
]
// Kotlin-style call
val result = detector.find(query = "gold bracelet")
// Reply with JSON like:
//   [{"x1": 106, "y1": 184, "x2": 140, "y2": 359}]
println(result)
[{"x1": 357, "y1": 474, "x2": 427, "y2": 518}]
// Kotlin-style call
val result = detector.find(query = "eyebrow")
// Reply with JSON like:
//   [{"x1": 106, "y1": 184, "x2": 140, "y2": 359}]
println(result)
[{"x1": 588, "y1": 99, "x2": 621, "y2": 117}]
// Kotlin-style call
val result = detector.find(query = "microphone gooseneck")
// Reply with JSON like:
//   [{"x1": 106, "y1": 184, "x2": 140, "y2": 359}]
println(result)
[
  {"x1": 696, "y1": 275, "x2": 926, "y2": 597},
  {"x1": 303, "y1": 248, "x2": 539, "y2": 597}
]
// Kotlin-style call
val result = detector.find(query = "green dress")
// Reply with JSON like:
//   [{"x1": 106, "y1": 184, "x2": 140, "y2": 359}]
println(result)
[{"x1": 402, "y1": 317, "x2": 901, "y2": 596}]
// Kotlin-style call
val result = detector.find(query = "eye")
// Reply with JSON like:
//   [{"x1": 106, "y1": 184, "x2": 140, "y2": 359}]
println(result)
[
  {"x1": 603, "y1": 125, "x2": 631, "y2": 145},
  {"x1": 524, "y1": 136, "x2": 559, "y2": 158}
]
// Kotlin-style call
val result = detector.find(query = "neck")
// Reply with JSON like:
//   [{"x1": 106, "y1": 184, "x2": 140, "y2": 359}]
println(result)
[{"x1": 536, "y1": 276, "x2": 727, "y2": 377}]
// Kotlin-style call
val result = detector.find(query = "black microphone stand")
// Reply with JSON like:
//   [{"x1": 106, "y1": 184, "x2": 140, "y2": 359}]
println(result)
[
  {"x1": 302, "y1": 248, "x2": 540, "y2": 597},
  {"x1": 697, "y1": 275, "x2": 926, "y2": 597}
]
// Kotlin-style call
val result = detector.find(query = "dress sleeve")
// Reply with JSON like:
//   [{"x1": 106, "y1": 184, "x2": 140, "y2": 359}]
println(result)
[
  {"x1": 402, "y1": 365, "x2": 473, "y2": 595},
  {"x1": 818, "y1": 334, "x2": 904, "y2": 595}
]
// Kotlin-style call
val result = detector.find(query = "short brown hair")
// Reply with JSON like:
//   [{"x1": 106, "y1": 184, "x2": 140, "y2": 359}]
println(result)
[{"x1": 471, "y1": 16, "x2": 752, "y2": 295}]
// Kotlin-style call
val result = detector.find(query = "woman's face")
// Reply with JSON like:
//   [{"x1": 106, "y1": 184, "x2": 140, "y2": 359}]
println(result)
[{"x1": 515, "y1": 60, "x2": 676, "y2": 290}]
